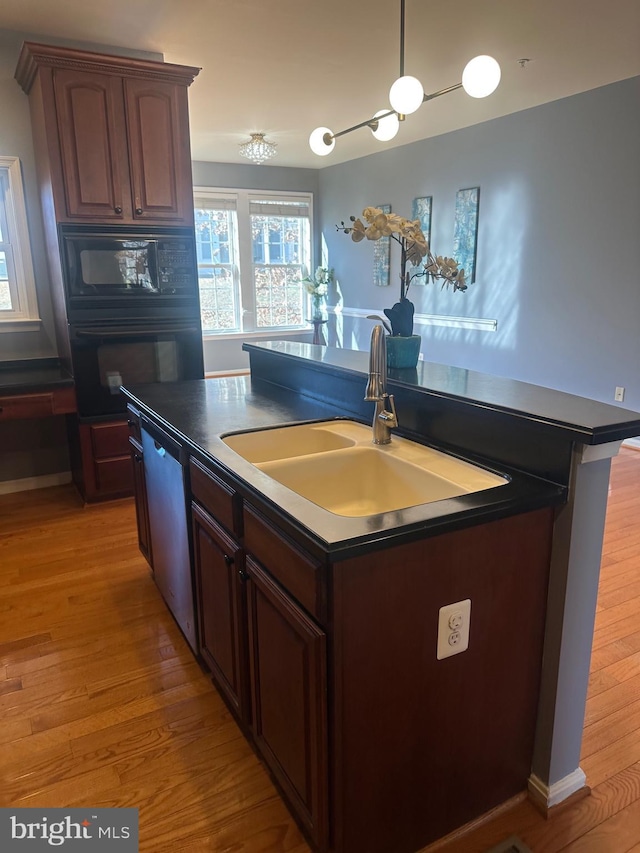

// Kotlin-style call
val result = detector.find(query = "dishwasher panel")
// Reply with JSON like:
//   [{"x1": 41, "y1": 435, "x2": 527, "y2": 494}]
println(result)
[{"x1": 142, "y1": 423, "x2": 197, "y2": 653}]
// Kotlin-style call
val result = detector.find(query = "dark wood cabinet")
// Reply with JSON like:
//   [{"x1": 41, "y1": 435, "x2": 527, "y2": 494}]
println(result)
[
  {"x1": 246, "y1": 556, "x2": 328, "y2": 852},
  {"x1": 72, "y1": 417, "x2": 133, "y2": 502},
  {"x1": 188, "y1": 456, "x2": 328, "y2": 848},
  {"x1": 192, "y1": 501, "x2": 247, "y2": 721},
  {"x1": 0, "y1": 386, "x2": 76, "y2": 421},
  {"x1": 52, "y1": 68, "x2": 128, "y2": 221},
  {"x1": 181, "y1": 450, "x2": 555, "y2": 853},
  {"x1": 16, "y1": 42, "x2": 199, "y2": 226},
  {"x1": 123, "y1": 77, "x2": 195, "y2": 223},
  {"x1": 15, "y1": 44, "x2": 200, "y2": 505}
]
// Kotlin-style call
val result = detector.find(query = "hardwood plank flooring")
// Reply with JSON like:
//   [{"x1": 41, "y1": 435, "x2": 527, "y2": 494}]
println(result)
[{"x1": 0, "y1": 448, "x2": 638, "y2": 852}]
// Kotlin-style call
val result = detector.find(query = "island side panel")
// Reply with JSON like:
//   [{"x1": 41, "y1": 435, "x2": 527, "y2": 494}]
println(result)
[{"x1": 330, "y1": 507, "x2": 554, "y2": 853}]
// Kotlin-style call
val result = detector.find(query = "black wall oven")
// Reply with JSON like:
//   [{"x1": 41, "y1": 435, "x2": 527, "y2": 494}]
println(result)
[
  {"x1": 61, "y1": 224, "x2": 205, "y2": 419},
  {"x1": 69, "y1": 319, "x2": 204, "y2": 418}
]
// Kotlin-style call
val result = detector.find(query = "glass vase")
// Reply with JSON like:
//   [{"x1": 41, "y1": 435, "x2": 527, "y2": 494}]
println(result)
[{"x1": 311, "y1": 295, "x2": 326, "y2": 322}]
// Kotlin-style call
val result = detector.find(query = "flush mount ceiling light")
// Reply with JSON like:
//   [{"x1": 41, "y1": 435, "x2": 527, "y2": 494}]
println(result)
[
  {"x1": 309, "y1": 0, "x2": 501, "y2": 157},
  {"x1": 239, "y1": 133, "x2": 277, "y2": 165}
]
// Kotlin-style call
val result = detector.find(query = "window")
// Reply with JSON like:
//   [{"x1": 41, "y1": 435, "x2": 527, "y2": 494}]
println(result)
[
  {"x1": 0, "y1": 156, "x2": 39, "y2": 329},
  {"x1": 194, "y1": 189, "x2": 312, "y2": 335}
]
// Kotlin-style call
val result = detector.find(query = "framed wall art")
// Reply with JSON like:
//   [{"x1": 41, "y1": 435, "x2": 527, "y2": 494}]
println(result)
[
  {"x1": 411, "y1": 196, "x2": 432, "y2": 245},
  {"x1": 453, "y1": 187, "x2": 480, "y2": 284}
]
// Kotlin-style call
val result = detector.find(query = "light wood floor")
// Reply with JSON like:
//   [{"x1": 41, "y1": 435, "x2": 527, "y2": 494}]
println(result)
[{"x1": 1, "y1": 448, "x2": 639, "y2": 852}]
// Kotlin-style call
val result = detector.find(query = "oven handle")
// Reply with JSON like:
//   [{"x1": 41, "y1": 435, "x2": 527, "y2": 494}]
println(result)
[{"x1": 74, "y1": 325, "x2": 200, "y2": 338}]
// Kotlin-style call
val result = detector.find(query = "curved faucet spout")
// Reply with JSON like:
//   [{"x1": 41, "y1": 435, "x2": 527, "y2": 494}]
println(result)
[
  {"x1": 364, "y1": 325, "x2": 398, "y2": 444},
  {"x1": 365, "y1": 325, "x2": 386, "y2": 401}
]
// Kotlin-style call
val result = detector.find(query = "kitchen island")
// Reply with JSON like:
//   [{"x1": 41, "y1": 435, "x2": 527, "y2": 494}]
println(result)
[{"x1": 121, "y1": 341, "x2": 640, "y2": 853}]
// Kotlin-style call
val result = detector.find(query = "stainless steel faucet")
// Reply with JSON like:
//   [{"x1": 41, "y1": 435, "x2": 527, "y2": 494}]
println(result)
[{"x1": 364, "y1": 325, "x2": 398, "y2": 444}]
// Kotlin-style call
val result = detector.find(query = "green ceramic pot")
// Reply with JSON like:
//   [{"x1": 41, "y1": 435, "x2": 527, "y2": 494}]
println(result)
[{"x1": 386, "y1": 335, "x2": 421, "y2": 369}]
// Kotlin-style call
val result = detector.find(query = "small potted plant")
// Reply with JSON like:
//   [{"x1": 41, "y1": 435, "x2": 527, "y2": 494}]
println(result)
[{"x1": 338, "y1": 207, "x2": 467, "y2": 367}]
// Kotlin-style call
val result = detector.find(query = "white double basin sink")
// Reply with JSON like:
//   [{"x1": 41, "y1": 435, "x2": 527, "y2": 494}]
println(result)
[{"x1": 222, "y1": 420, "x2": 508, "y2": 518}]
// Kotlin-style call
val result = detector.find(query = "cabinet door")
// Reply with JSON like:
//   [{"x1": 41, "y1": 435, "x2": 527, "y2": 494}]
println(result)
[
  {"x1": 124, "y1": 78, "x2": 194, "y2": 224},
  {"x1": 53, "y1": 68, "x2": 130, "y2": 220},
  {"x1": 246, "y1": 556, "x2": 328, "y2": 851},
  {"x1": 129, "y1": 438, "x2": 152, "y2": 566},
  {"x1": 75, "y1": 418, "x2": 133, "y2": 501},
  {"x1": 192, "y1": 502, "x2": 248, "y2": 721}
]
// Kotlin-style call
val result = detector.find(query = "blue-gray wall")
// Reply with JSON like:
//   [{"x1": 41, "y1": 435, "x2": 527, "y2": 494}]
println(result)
[{"x1": 319, "y1": 76, "x2": 640, "y2": 411}]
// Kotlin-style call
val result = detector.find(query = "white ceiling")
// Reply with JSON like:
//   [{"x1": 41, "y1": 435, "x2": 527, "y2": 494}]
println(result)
[{"x1": 2, "y1": 0, "x2": 639, "y2": 169}]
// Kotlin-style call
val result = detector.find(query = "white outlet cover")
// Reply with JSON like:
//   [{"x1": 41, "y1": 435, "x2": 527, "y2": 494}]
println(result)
[{"x1": 437, "y1": 599, "x2": 471, "y2": 659}]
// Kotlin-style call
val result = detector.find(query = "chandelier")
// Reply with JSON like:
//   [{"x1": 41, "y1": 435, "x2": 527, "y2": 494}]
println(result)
[
  {"x1": 239, "y1": 133, "x2": 277, "y2": 165},
  {"x1": 309, "y1": 0, "x2": 501, "y2": 156}
]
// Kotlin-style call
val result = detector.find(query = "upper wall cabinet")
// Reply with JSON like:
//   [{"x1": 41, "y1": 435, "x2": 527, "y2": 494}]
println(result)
[{"x1": 15, "y1": 43, "x2": 199, "y2": 226}]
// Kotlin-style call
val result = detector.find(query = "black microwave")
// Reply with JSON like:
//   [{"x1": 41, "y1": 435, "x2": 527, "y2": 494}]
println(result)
[{"x1": 59, "y1": 225, "x2": 200, "y2": 317}]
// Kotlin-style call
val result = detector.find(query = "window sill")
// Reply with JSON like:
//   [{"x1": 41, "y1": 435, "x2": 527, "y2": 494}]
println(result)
[
  {"x1": 203, "y1": 327, "x2": 312, "y2": 343},
  {"x1": 0, "y1": 317, "x2": 43, "y2": 334}
]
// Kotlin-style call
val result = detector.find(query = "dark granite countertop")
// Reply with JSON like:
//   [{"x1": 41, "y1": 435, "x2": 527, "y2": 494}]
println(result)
[
  {"x1": 245, "y1": 342, "x2": 640, "y2": 445},
  {"x1": 121, "y1": 376, "x2": 566, "y2": 560},
  {"x1": 0, "y1": 358, "x2": 74, "y2": 394}
]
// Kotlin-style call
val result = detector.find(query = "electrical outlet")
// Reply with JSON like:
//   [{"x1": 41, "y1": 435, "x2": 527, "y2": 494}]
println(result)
[
  {"x1": 615, "y1": 386, "x2": 625, "y2": 402},
  {"x1": 437, "y1": 599, "x2": 471, "y2": 659}
]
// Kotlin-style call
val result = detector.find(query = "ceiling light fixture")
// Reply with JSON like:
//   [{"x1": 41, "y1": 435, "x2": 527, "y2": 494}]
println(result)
[
  {"x1": 309, "y1": 0, "x2": 501, "y2": 157},
  {"x1": 239, "y1": 133, "x2": 277, "y2": 165}
]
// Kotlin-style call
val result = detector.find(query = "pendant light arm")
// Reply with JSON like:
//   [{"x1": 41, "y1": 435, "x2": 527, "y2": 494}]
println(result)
[
  {"x1": 422, "y1": 82, "x2": 463, "y2": 102},
  {"x1": 323, "y1": 109, "x2": 400, "y2": 144}
]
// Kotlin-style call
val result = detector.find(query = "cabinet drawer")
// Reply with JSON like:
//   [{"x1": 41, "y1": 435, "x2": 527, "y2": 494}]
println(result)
[
  {"x1": 95, "y1": 456, "x2": 134, "y2": 494},
  {"x1": 190, "y1": 458, "x2": 242, "y2": 537},
  {"x1": 244, "y1": 505, "x2": 324, "y2": 622},
  {"x1": 0, "y1": 387, "x2": 76, "y2": 420},
  {"x1": 90, "y1": 420, "x2": 130, "y2": 458}
]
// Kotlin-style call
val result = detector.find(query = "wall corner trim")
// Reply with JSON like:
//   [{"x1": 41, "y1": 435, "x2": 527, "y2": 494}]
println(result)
[{"x1": 528, "y1": 768, "x2": 587, "y2": 810}]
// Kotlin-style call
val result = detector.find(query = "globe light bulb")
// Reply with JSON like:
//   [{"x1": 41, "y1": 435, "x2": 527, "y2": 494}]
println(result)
[
  {"x1": 461, "y1": 55, "x2": 501, "y2": 98},
  {"x1": 370, "y1": 110, "x2": 400, "y2": 142},
  {"x1": 389, "y1": 75, "x2": 424, "y2": 115},
  {"x1": 309, "y1": 126, "x2": 335, "y2": 156}
]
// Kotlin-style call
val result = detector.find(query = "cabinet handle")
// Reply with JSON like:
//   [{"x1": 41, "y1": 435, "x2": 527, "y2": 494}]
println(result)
[
  {"x1": 238, "y1": 569, "x2": 249, "y2": 582},
  {"x1": 114, "y1": 206, "x2": 122, "y2": 214},
  {"x1": 133, "y1": 452, "x2": 142, "y2": 463},
  {"x1": 127, "y1": 419, "x2": 134, "y2": 427},
  {"x1": 223, "y1": 554, "x2": 234, "y2": 567},
  {"x1": 135, "y1": 207, "x2": 143, "y2": 215}
]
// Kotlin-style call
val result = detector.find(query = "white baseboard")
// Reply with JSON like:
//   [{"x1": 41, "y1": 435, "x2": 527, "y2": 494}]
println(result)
[
  {"x1": 528, "y1": 768, "x2": 587, "y2": 809},
  {"x1": 0, "y1": 471, "x2": 72, "y2": 495},
  {"x1": 623, "y1": 437, "x2": 640, "y2": 449},
  {"x1": 205, "y1": 368, "x2": 250, "y2": 378}
]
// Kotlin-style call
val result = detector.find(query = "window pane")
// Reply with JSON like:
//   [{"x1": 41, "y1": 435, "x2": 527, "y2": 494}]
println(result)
[
  {"x1": 255, "y1": 265, "x2": 304, "y2": 328},
  {"x1": 0, "y1": 250, "x2": 11, "y2": 310},
  {"x1": 199, "y1": 267, "x2": 239, "y2": 333},
  {"x1": 195, "y1": 206, "x2": 240, "y2": 334},
  {"x1": 196, "y1": 208, "x2": 233, "y2": 265}
]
